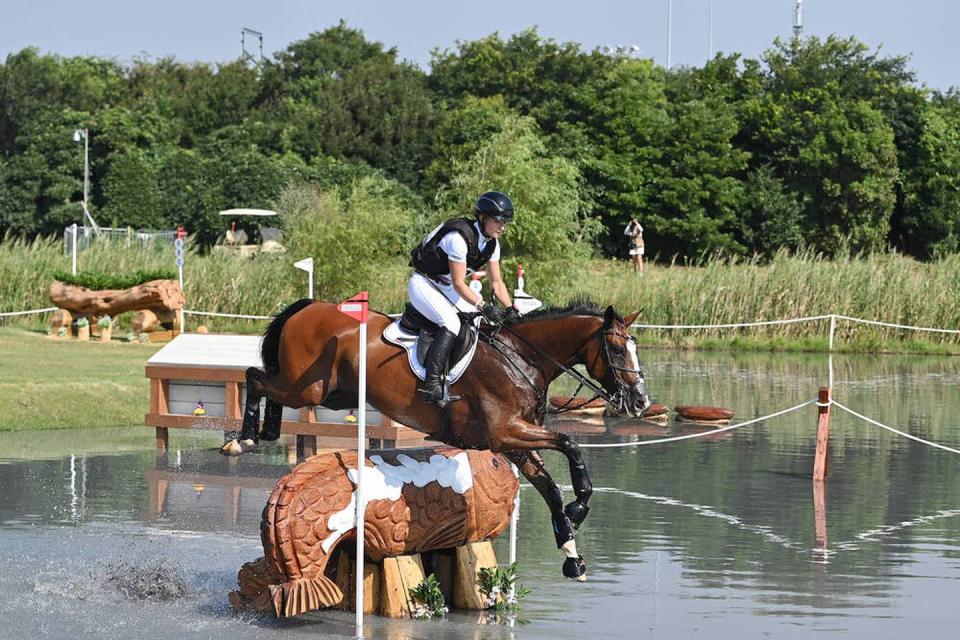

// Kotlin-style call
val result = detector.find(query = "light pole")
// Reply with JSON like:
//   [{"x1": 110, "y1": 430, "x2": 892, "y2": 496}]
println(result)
[
  {"x1": 708, "y1": 0, "x2": 714, "y2": 59},
  {"x1": 72, "y1": 128, "x2": 100, "y2": 234},
  {"x1": 73, "y1": 128, "x2": 89, "y2": 212},
  {"x1": 666, "y1": 0, "x2": 673, "y2": 70}
]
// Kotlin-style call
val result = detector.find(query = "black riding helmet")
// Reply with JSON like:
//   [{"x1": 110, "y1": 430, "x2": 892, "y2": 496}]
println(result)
[{"x1": 475, "y1": 191, "x2": 515, "y2": 223}]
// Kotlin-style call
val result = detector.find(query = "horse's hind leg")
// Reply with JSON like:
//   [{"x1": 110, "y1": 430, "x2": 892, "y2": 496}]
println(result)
[{"x1": 504, "y1": 450, "x2": 587, "y2": 581}]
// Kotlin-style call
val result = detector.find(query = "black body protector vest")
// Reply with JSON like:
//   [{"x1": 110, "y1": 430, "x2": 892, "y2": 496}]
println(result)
[{"x1": 410, "y1": 217, "x2": 497, "y2": 277}]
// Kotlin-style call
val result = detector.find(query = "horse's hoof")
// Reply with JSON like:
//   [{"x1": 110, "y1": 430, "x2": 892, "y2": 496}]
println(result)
[
  {"x1": 562, "y1": 556, "x2": 587, "y2": 581},
  {"x1": 219, "y1": 439, "x2": 257, "y2": 456},
  {"x1": 564, "y1": 501, "x2": 590, "y2": 528}
]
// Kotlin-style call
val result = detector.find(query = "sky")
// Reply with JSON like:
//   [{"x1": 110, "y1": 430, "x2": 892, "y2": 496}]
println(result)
[{"x1": 2, "y1": 0, "x2": 957, "y2": 90}]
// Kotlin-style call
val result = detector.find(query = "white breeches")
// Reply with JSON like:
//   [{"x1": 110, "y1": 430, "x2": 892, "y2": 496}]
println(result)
[{"x1": 407, "y1": 273, "x2": 474, "y2": 335}]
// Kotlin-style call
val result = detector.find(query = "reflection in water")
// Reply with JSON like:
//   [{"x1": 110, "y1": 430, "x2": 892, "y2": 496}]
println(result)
[{"x1": 0, "y1": 351, "x2": 958, "y2": 638}]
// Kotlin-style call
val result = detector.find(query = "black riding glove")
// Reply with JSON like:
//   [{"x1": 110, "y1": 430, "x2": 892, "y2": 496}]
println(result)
[
  {"x1": 480, "y1": 302, "x2": 506, "y2": 325},
  {"x1": 503, "y1": 305, "x2": 522, "y2": 325}
]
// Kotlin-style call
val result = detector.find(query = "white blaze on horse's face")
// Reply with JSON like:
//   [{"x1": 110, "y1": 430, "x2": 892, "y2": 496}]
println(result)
[{"x1": 625, "y1": 337, "x2": 651, "y2": 414}]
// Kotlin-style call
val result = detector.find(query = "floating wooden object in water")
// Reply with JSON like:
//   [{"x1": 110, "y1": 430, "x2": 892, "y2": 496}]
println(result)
[
  {"x1": 230, "y1": 446, "x2": 518, "y2": 618},
  {"x1": 674, "y1": 405, "x2": 734, "y2": 425},
  {"x1": 640, "y1": 403, "x2": 670, "y2": 423},
  {"x1": 549, "y1": 395, "x2": 607, "y2": 415}
]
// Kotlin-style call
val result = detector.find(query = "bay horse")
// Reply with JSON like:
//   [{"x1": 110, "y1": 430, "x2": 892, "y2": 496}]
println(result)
[{"x1": 220, "y1": 299, "x2": 650, "y2": 580}]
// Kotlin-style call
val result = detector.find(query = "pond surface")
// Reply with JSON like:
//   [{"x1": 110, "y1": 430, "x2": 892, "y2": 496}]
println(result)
[{"x1": 1, "y1": 350, "x2": 959, "y2": 639}]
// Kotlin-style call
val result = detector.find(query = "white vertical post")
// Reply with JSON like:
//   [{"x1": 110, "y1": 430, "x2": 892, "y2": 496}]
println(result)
[
  {"x1": 666, "y1": 0, "x2": 673, "y2": 70},
  {"x1": 71, "y1": 223, "x2": 78, "y2": 276},
  {"x1": 355, "y1": 318, "x2": 368, "y2": 635},
  {"x1": 708, "y1": 0, "x2": 714, "y2": 59},
  {"x1": 294, "y1": 257, "x2": 315, "y2": 299},
  {"x1": 83, "y1": 129, "x2": 89, "y2": 209},
  {"x1": 175, "y1": 236, "x2": 185, "y2": 332},
  {"x1": 508, "y1": 473, "x2": 519, "y2": 599},
  {"x1": 828, "y1": 314, "x2": 836, "y2": 352}
]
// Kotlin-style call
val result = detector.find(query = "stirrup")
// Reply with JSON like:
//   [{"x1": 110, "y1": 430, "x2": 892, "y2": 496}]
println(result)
[{"x1": 417, "y1": 380, "x2": 460, "y2": 407}]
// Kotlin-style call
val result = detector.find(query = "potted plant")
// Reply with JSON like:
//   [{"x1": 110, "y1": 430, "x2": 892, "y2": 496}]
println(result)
[
  {"x1": 75, "y1": 317, "x2": 90, "y2": 341},
  {"x1": 98, "y1": 315, "x2": 113, "y2": 342}
]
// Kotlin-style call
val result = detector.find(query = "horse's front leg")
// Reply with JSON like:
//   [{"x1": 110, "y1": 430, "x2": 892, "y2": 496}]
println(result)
[
  {"x1": 504, "y1": 449, "x2": 587, "y2": 581},
  {"x1": 492, "y1": 418, "x2": 593, "y2": 527},
  {"x1": 555, "y1": 432, "x2": 593, "y2": 529}
]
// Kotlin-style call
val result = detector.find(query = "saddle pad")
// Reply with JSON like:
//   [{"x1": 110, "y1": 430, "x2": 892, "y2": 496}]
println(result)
[{"x1": 382, "y1": 320, "x2": 479, "y2": 383}]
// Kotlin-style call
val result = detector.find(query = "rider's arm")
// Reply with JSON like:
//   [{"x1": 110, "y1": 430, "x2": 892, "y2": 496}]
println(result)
[
  {"x1": 449, "y1": 260, "x2": 483, "y2": 308},
  {"x1": 486, "y1": 260, "x2": 513, "y2": 308}
]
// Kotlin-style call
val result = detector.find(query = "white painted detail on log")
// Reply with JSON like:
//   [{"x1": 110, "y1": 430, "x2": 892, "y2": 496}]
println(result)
[{"x1": 321, "y1": 452, "x2": 474, "y2": 552}]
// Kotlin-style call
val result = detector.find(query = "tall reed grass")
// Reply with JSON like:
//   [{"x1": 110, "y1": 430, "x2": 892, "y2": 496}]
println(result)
[
  {"x1": 565, "y1": 250, "x2": 960, "y2": 347},
  {"x1": 2, "y1": 237, "x2": 959, "y2": 348}
]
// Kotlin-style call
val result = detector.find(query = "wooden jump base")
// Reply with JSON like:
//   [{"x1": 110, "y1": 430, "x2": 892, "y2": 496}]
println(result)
[{"x1": 145, "y1": 334, "x2": 425, "y2": 453}]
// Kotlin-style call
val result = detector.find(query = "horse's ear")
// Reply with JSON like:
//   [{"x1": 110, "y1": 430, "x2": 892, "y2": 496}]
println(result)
[
  {"x1": 603, "y1": 305, "x2": 616, "y2": 327},
  {"x1": 623, "y1": 310, "x2": 641, "y2": 326}
]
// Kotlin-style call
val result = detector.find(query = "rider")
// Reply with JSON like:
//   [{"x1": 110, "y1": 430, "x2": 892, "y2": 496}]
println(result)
[{"x1": 408, "y1": 191, "x2": 522, "y2": 404}]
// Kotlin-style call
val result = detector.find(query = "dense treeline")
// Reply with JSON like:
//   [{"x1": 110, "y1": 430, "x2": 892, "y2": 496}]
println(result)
[{"x1": 1, "y1": 22, "x2": 959, "y2": 260}]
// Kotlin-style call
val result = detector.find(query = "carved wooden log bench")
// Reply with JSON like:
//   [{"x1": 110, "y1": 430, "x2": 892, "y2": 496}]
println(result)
[{"x1": 230, "y1": 446, "x2": 519, "y2": 618}]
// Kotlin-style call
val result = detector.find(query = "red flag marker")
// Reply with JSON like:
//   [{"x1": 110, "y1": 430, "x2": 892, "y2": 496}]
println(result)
[{"x1": 337, "y1": 291, "x2": 368, "y2": 323}]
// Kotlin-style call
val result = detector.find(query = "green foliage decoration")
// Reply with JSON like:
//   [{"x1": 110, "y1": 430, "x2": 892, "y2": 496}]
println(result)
[
  {"x1": 478, "y1": 562, "x2": 531, "y2": 612},
  {"x1": 408, "y1": 573, "x2": 447, "y2": 619},
  {"x1": 53, "y1": 270, "x2": 177, "y2": 290}
]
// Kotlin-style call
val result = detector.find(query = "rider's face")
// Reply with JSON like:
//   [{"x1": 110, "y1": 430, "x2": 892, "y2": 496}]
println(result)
[{"x1": 481, "y1": 216, "x2": 508, "y2": 239}]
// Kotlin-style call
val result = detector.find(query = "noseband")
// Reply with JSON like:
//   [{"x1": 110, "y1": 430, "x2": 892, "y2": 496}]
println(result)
[{"x1": 596, "y1": 328, "x2": 646, "y2": 412}]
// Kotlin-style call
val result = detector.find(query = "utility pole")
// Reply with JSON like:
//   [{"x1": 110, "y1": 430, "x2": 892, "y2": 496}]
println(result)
[
  {"x1": 241, "y1": 27, "x2": 264, "y2": 69},
  {"x1": 708, "y1": 0, "x2": 714, "y2": 59},
  {"x1": 793, "y1": 0, "x2": 804, "y2": 39},
  {"x1": 73, "y1": 128, "x2": 100, "y2": 234},
  {"x1": 666, "y1": 0, "x2": 673, "y2": 69}
]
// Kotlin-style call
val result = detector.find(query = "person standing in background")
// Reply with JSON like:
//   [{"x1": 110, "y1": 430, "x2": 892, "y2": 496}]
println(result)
[{"x1": 624, "y1": 217, "x2": 644, "y2": 273}]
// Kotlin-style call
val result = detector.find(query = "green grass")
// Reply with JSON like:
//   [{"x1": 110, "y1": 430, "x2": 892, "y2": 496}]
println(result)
[{"x1": 0, "y1": 327, "x2": 161, "y2": 431}]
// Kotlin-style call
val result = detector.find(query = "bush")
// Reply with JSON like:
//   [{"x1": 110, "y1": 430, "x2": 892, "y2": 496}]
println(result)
[{"x1": 53, "y1": 269, "x2": 177, "y2": 289}]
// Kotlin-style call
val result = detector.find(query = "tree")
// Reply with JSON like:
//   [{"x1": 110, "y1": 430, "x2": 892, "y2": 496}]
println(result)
[
  {"x1": 100, "y1": 148, "x2": 162, "y2": 228},
  {"x1": 893, "y1": 93, "x2": 960, "y2": 257},
  {"x1": 735, "y1": 166, "x2": 804, "y2": 257},
  {"x1": 741, "y1": 37, "x2": 901, "y2": 254},
  {"x1": 438, "y1": 111, "x2": 600, "y2": 300}
]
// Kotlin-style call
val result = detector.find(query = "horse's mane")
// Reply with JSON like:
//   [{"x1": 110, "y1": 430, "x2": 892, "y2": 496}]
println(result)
[{"x1": 513, "y1": 298, "x2": 617, "y2": 324}]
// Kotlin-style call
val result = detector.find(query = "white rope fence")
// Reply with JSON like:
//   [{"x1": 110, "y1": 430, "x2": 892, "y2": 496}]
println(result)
[
  {"x1": 631, "y1": 314, "x2": 832, "y2": 330},
  {"x1": 832, "y1": 399, "x2": 960, "y2": 455},
  {"x1": 631, "y1": 313, "x2": 960, "y2": 344},
  {"x1": 580, "y1": 398, "x2": 818, "y2": 448},
  {"x1": 182, "y1": 309, "x2": 271, "y2": 320},
  {"x1": 0, "y1": 306, "x2": 58, "y2": 318},
  {"x1": 833, "y1": 314, "x2": 960, "y2": 335}
]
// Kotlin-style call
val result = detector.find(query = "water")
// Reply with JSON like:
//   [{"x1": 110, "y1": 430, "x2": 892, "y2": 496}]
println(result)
[{"x1": 1, "y1": 351, "x2": 959, "y2": 639}]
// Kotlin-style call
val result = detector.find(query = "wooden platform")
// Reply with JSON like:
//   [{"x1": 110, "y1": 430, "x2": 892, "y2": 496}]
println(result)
[{"x1": 145, "y1": 334, "x2": 426, "y2": 452}]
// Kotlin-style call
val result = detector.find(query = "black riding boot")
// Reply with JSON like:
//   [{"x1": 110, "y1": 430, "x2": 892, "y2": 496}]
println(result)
[{"x1": 418, "y1": 329, "x2": 457, "y2": 405}]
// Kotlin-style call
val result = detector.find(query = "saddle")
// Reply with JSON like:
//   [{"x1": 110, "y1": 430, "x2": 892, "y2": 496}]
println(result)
[{"x1": 382, "y1": 304, "x2": 480, "y2": 382}]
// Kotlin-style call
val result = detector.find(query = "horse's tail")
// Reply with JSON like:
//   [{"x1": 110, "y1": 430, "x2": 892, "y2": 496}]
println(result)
[
  {"x1": 261, "y1": 298, "x2": 314, "y2": 374},
  {"x1": 259, "y1": 452, "x2": 354, "y2": 617}
]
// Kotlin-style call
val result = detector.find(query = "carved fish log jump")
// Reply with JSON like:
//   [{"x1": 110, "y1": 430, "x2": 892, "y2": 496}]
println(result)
[{"x1": 234, "y1": 446, "x2": 519, "y2": 617}]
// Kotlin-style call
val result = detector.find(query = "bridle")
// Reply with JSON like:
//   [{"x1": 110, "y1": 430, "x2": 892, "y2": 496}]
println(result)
[
  {"x1": 486, "y1": 320, "x2": 645, "y2": 418},
  {"x1": 594, "y1": 327, "x2": 646, "y2": 414}
]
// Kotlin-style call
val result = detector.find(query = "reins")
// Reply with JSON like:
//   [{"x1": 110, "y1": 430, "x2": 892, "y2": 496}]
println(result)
[{"x1": 483, "y1": 322, "x2": 615, "y2": 417}]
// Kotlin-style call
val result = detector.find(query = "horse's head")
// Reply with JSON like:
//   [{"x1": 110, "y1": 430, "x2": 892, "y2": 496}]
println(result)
[{"x1": 583, "y1": 306, "x2": 650, "y2": 417}]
